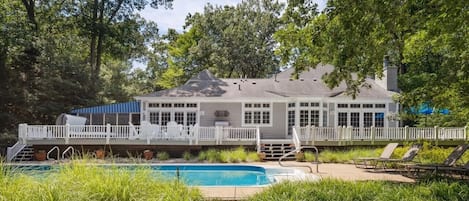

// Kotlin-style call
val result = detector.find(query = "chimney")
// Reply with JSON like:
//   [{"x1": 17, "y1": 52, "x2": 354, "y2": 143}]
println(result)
[{"x1": 376, "y1": 55, "x2": 398, "y2": 92}]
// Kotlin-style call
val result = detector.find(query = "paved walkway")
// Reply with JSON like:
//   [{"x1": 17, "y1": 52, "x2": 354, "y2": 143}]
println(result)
[{"x1": 200, "y1": 162, "x2": 414, "y2": 200}]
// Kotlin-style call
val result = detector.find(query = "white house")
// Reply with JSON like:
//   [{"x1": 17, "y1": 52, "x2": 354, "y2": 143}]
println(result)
[{"x1": 135, "y1": 64, "x2": 400, "y2": 139}]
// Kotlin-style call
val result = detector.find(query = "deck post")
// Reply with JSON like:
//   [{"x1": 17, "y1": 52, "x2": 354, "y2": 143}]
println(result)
[
  {"x1": 306, "y1": 125, "x2": 311, "y2": 145},
  {"x1": 463, "y1": 126, "x2": 469, "y2": 141},
  {"x1": 106, "y1": 123, "x2": 110, "y2": 144},
  {"x1": 195, "y1": 125, "x2": 199, "y2": 145},
  {"x1": 404, "y1": 126, "x2": 409, "y2": 141},
  {"x1": 434, "y1": 126, "x2": 439, "y2": 145},
  {"x1": 19, "y1": 123, "x2": 27, "y2": 144},
  {"x1": 371, "y1": 126, "x2": 375, "y2": 145},
  {"x1": 65, "y1": 124, "x2": 70, "y2": 144},
  {"x1": 348, "y1": 126, "x2": 353, "y2": 145},
  {"x1": 310, "y1": 125, "x2": 315, "y2": 145},
  {"x1": 215, "y1": 126, "x2": 221, "y2": 145}
]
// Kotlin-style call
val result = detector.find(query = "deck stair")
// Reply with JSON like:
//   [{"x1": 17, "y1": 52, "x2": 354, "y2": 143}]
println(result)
[
  {"x1": 260, "y1": 143, "x2": 296, "y2": 160},
  {"x1": 11, "y1": 145, "x2": 34, "y2": 162}
]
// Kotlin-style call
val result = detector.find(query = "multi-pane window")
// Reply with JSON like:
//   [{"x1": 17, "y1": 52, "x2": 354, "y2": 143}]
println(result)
[
  {"x1": 351, "y1": 112, "x2": 360, "y2": 127},
  {"x1": 322, "y1": 111, "x2": 328, "y2": 127},
  {"x1": 253, "y1": 111, "x2": 261, "y2": 124},
  {"x1": 161, "y1": 103, "x2": 172, "y2": 108},
  {"x1": 350, "y1": 104, "x2": 361, "y2": 108},
  {"x1": 186, "y1": 103, "x2": 197, "y2": 108},
  {"x1": 148, "y1": 103, "x2": 159, "y2": 108},
  {"x1": 186, "y1": 112, "x2": 197, "y2": 126},
  {"x1": 363, "y1": 104, "x2": 373, "y2": 108},
  {"x1": 147, "y1": 103, "x2": 198, "y2": 126},
  {"x1": 311, "y1": 102, "x2": 320, "y2": 107},
  {"x1": 149, "y1": 112, "x2": 159, "y2": 125},
  {"x1": 288, "y1": 110, "x2": 295, "y2": 135},
  {"x1": 174, "y1": 112, "x2": 184, "y2": 125},
  {"x1": 364, "y1": 112, "x2": 373, "y2": 127},
  {"x1": 288, "y1": 103, "x2": 295, "y2": 108},
  {"x1": 244, "y1": 112, "x2": 252, "y2": 124},
  {"x1": 375, "y1": 112, "x2": 384, "y2": 127},
  {"x1": 338, "y1": 104, "x2": 348, "y2": 108},
  {"x1": 161, "y1": 112, "x2": 171, "y2": 126},
  {"x1": 338, "y1": 112, "x2": 348, "y2": 126},
  {"x1": 310, "y1": 110, "x2": 320, "y2": 126},
  {"x1": 300, "y1": 110, "x2": 309, "y2": 127},
  {"x1": 375, "y1": 104, "x2": 386, "y2": 108},
  {"x1": 174, "y1": 103, "x2": 185, "y2": 108},
  {"x1": 262, "y1": 112, "x2": 270, "y2": 124},
  {"x1": 300, "y1": 102, "x2": 309, "y2": 107},
  {"x1": 243, "y1": 103, "x2": 271, "y2": 126}
]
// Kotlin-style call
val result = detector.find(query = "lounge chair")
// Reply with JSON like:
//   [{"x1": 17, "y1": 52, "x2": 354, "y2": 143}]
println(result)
[
  {"x1": 407, "y1": 144, "x2": 469, "y2": 176},
  {"x1": 353, "y1": 143, "x2": 399, "y2": 169},
  {"x1": 435, "y1": 160, "x2": 469, "y2": 179},
  {"x1": 375, "y1": 144, "x2": 421, "y2": 169}
]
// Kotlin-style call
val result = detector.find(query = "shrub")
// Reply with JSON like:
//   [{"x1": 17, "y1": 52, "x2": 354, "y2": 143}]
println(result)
[
  {"x1": 156, "y1": 151, "x2": 170, "y2": 160},
  {"x1": 182, "y1": 151, "x2": 192, "y2": 161},
  {"x1": 246, "y1": 152, "x2": 260, "y2": 162}
]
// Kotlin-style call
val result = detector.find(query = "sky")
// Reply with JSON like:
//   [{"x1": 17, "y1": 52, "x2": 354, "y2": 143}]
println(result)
[{"x1": 140, "y1": 0, "x2": 327, "y2": 33}]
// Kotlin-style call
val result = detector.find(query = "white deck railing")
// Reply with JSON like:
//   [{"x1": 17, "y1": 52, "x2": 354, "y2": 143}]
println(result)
[
  {"x1": 18, "y1": 123, "x2": 258, "y2": 145},
  {"x1": 16, "y1": 123, "x2": 468, "y2": 146},
  {"x1": 297, "y1": 126, "x2": 468, "y2": 143}
]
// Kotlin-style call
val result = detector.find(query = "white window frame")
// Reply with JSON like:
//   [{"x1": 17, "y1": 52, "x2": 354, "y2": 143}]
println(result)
[
  {"x1": 145, "y1": 102, "x2": 199, "y2": 126},
  {"x1": 242, "y1": 102, "x2": 273, "y2": 127}
]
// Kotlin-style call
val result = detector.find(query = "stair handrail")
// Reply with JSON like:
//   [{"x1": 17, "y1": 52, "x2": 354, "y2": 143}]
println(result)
[
  {"x1": 6, "y1": 141, "x2": 27, "y2": 162},
  {"x1": 292, "y1": 127, "x2": 301, "y2": 152},
  {"x1": 61, "y1": 146, "x2": 75, "y2": 159},
  {"x1": 278, "y1": 146, "x2": 320, "y2": 173},
  {"x1": 47, "y1": 146, "x2": 60, "y2": 160}
]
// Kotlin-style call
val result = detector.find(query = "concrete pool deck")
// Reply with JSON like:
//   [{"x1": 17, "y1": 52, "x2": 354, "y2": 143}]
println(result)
[{"x1": 200, "y1": 161, "x2": 415, "y2": 200}]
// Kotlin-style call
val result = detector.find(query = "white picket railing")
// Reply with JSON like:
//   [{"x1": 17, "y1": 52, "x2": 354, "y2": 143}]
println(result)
[
  {"x1": 17, "y1": 123, "x2": 469, "y2": 146},
  {"x1": 296, "y1": 126, "x2": 468, "y2": 142}
]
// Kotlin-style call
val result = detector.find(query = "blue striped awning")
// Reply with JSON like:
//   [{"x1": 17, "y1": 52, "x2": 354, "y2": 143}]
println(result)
[{"x1": 70, "y1": 101, "x2": 140, "y2": 114}]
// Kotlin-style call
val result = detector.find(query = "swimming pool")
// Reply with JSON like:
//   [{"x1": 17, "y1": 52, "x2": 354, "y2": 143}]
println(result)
[{"x1": 7, "y1": 164, "x2": 317, "y2": 186}]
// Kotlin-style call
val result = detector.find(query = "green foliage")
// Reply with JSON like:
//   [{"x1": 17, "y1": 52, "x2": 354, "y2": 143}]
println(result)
[
  {"x1": 156, "y1": 151, "x2": 170, "y2": 160},
  {"x1": 182, "y1": 151, "x2": 192, "y2": 161},
  {"x1": 249, "y1": 179, "x2": 469, "y2": 201},
  {"x1": 311, "y1": 143, "x2": 469, "y2": 164},
  {"x1": 197, "y1": 147, "x2": 259, "y2": 163},
  {"x1": 156, "y1": 0, "x2": 284, "y2": 88},
  {"x1": 0, "y1": 161, "x2": 203, "y2": 200},
  {"x1": 277, "y1": 0, "x2": 469, "y2": 124},
  {"x1": 310, "y1": 148, "x2": 382, "y2": 163}
]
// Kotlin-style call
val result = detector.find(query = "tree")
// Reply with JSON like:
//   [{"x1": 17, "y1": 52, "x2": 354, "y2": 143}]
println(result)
[
  {"x1": 276, "y1": 0, "x2": 468, "y2": 125},
  {"x1": 156, "y1": 0, "x2": 284, "y2": 88}
]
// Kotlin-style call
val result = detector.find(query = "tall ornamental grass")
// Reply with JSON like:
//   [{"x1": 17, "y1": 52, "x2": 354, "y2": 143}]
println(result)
[
  {"x1": 305, "y1": 142, "x2": 469, "y2": 164},
  {"x1": 249, "y1": 179, "x2": 469, "y2": 201},
  {"x1": 0, "y1": 161, "x2": 202, "y2": 201},
  {"x1": 198, "y1": 147, "x2": 260, "y2": 163}
]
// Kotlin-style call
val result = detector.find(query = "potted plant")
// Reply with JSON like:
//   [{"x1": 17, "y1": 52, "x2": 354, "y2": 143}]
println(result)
[
  {"x1": 143, "y1": 149, "x2": 153, "y2": 160},
  {"x1": 35, "y1": 150, "x2": 46, "y2": 161},
  {"x1": 257, "y1": 152, "x2": 266, "y2": 162},
  {"x1": 295, "y1": 151, "x2": 305, "y2": 162},
  {"x1": 95, "y1": 149, "x2": 105, "y2": 159}
]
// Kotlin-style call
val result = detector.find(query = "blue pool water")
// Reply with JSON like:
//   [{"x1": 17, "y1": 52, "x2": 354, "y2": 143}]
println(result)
[{"x1": 8, "y1": 164, "x2": 275, "y2": 186}]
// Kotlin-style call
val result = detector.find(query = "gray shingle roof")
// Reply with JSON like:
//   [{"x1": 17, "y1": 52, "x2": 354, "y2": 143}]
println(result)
[{"x1": 136, "y1": 66, "x2": 396, "y2": 99}]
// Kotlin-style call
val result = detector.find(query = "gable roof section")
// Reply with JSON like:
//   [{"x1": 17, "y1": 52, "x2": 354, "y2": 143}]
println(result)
[{"x1": 136, "y1": 65, "x2": 396, "y2": 99}]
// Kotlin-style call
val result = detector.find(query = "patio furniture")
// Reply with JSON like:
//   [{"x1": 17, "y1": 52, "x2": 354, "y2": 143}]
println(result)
[
  {"x1": 353, "y1": 143, "x2": 399, "y2": 169},
  {"x1": 375, "y1": 144, "x2": 421, "y2": 169},
  {"x1": 407, "y1": 144, "x2": 469, "y2": 176}
]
